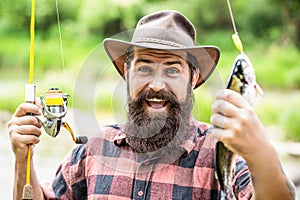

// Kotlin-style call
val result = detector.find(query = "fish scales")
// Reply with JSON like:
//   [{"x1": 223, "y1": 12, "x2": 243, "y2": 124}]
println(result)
[{"x1": 214, "y1": 53, "x2": 263, "y2": 200}]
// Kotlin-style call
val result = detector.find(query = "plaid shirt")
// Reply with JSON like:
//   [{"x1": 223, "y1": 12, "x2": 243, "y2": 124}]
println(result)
[{"x1": 41, "y1": 118, "x2": 253, "y2": 199}]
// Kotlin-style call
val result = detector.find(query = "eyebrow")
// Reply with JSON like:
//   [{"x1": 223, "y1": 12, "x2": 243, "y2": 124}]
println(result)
[
  {"x1": 163, "y1": 61, "x2": 183, "y2": 66},
  {"x1": 134, "y1": 58, "x2": 154, "y2": 64},
  {"x1": 135, "y1": 59, "x2": 183, "y2": 66}
]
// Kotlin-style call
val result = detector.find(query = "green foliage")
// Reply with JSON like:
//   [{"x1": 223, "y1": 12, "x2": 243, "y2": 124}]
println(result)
[
  {"x1": 1, "y1": 0, "x2": 300, "y2": 48},
  {"x1": 255, "y1": 97, "x2": 283, "y2": 125},
  {"x1": 281, "y1": 108, "x2": 300, "y2": 142},
  {"x1": 77, "y1": 0, "x2": 144, "y2": 37},
  {"x1": 193, "y1": 88, "x2": 214, "y2": 123},
  {"x1": 0, "y1": 35, "x2": 28, "y2": 69},
  {"x1": 0, "y1": 97, "x2": 23, "y2": 113},
  {"x1": 253, "y1": 45, "x2": 300, "y2": 89},
  {"x1": 0, "y1": 0, "x2": 30, "y2": 34},
  {"x1": 241, "y1": 0, "x2": 282, "y2": 39}
]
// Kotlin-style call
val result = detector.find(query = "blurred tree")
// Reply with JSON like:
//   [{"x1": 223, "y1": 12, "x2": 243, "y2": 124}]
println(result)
[
  {"x1": 254, "y1": 0, "x2": 300, "y2": 49},
  {"x1": 1, "y1": 0, "x2": 299, "y2": 48},
  {"x1": 245, "y1": 0, "x2": 282, "y2": 38},
  {"x1": 271, "y1": 0, "x2": 300, "y2": 48},
  {"x1": 78, "y1": 0, "x2": 144, "y2": 37},
  {"x1": 0, "y1": 0, "x2": 30, "y2": 34},
  {"x1": 0, "y1": 0, "x2": 80, "y2": 35}
]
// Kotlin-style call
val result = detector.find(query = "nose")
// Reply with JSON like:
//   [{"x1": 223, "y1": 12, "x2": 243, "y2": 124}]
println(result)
[{"x1": 149, "y1": 81, "x2": 166, "y2": 92}]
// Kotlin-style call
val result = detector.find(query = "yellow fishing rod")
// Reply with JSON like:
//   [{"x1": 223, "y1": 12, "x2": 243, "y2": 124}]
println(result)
[
  {"x1": 22, "y1": 0, "x2": 88, "y2": 199},
  {"x1": 22, "y1": 0, "x2": 36, "y2": 198}
]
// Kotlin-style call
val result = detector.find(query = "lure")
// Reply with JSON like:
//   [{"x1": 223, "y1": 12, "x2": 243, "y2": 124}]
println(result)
[{"x1": 214, "y1": 1, "x2": 263, "y2": 199}]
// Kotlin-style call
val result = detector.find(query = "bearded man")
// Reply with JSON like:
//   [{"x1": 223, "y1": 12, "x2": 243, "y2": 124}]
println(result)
[{"x1": 8, "y1": 10, "x2": 295, "y2": 200}]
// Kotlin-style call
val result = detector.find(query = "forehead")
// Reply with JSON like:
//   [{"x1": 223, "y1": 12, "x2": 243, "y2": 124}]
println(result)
[{"x1": 133, "y1": 47, "x2": 188, "y2": 61}]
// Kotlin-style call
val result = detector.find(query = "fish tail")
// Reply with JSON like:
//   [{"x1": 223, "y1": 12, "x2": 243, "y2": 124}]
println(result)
[{"x1": 219, "y1": 190, "x2": 226, "y2": 200}]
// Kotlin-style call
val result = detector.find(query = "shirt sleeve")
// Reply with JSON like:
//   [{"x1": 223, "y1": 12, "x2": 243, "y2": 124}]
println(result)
[
  {"x1": 40, "y1": 144, "x2": 87, "y2": 200},
  {"x1": 232, "y1": 156, "x2": 254, "y2": 200}
]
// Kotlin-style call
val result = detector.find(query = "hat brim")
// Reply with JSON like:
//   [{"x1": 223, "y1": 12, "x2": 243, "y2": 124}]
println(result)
[{"x1": 103, "y1": 38, "x2": 220, "y2": 89}]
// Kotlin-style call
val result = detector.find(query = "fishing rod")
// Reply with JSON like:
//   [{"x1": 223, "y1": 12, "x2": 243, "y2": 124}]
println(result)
[
  {"x1": 22, "y1": 0, "x2": 36, "y2": 198},
  {"x1": 22, "y1": 1, "x2": 87, "y2": 199}
]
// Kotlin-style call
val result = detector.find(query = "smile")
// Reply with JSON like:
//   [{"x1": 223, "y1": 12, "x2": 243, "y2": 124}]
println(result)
[{"x1": 145, "y1": 98, "x2": 168, "y2": 110}]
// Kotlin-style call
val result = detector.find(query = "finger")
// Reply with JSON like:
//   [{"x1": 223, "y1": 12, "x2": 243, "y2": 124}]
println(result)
[
  {"x1": 9, "y1": 115, "x2": 42, "y2": 128},
  {"x1": 210, "y1": 113, "x2": 227, "y2": 129},
  {"x1": 13, "y1": 103, "x2": 41, "y2": 117},
  {"x1": 210, "y1": 127, "x2": 222, "y2": 141},
  {"x1": 211, "y1": 99, "x2": 239, "y2": 117},
  {"x1": 211, "y1": 113, "x2": 238, "y2": 131},
  {"x1": 215, "y1": 89, "x2": 249, "y2": 108},
  {"x1": 210, "y1": 128, "x2": 231, "y2": 142},
  {"x1": 10, "y1": 124, "x2": 42, "y2": 137},
  {"x1": 11, "y1": 133, "x2": 40, "y2": 146}
]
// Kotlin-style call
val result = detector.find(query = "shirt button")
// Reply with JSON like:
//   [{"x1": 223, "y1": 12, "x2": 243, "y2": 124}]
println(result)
[{"x1": 138, "y1": 190, "x2": 144, "y2": 196}]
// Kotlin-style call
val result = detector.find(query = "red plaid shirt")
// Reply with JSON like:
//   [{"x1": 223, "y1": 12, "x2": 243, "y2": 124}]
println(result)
[{"x1": 41, "y1": 118, "x2": 253, "y2": 199}]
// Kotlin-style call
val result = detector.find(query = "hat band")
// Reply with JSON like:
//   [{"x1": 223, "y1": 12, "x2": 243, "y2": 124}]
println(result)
[
  {"x1": 132, "y1": 28, "x2": 195, "y2": 48},
  {"x1": 134, "y1": 38, "x2": 186, "y2": 48}
]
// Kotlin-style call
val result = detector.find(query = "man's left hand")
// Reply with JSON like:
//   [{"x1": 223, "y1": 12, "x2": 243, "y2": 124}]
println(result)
[{"x1": 210, "y1": 89, "x2": 270, "y2": 161}]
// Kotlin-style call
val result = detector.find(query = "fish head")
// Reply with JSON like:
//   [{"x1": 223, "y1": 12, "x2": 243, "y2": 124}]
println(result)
[{"x1": 228, "y1": 53, "x2": 264, "y2": 105}]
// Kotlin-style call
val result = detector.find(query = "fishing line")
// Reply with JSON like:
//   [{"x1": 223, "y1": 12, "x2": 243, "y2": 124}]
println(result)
[
  {"x1": 226, "y1": 0, "x2": 243, "y2": 53},
  {"x1": 226, "y1": 0, "x2": 238, "y2": 35},
  {"x1": 55, "y1": 0, "x2": 68, "y2": 93}
]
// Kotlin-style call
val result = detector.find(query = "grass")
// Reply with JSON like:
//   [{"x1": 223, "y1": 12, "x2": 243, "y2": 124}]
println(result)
[
  {"x1": 252, "y1": 45, "x2": 300, "y2": 89},
  {"x1": 281, "y1": 108, "x2": 300, "y2": 141}
]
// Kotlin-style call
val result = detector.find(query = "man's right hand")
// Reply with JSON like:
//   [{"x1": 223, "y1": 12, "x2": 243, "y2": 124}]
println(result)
[{"x1": 8, "y1": 103, "x2": 42, "y2": 161}]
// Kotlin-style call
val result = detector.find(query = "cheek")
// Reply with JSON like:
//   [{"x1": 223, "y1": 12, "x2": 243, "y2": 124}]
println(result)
[
  {"x1": 128, "y1": 73, "x2": 148, "y2": 99},
  {"x1": 167, "y1": 78, "x2": 190, "y2": 101}
]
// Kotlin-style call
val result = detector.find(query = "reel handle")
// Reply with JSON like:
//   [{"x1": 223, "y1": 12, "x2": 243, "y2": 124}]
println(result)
[{"x1": 75, "y1": 136, "x2": 88, "y2": 144}]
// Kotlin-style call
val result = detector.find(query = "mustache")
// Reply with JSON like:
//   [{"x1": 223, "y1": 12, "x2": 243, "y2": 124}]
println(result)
[
  {"x1": 131, "y1": 88, "x2": 179, "y2": 106},
  {"x1": 126, "y1": 88, "x2": 181, "y2": 138}
]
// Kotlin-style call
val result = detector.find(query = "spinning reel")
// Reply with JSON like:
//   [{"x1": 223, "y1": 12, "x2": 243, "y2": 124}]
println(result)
[{"x1": 37, "y1": 88, "x2": 87, "y2": 144}]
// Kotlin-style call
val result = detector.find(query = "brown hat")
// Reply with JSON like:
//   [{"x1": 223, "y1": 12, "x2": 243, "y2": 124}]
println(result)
[{"x1": 103, "y1": 10, "x2": 220, "y2": 88}]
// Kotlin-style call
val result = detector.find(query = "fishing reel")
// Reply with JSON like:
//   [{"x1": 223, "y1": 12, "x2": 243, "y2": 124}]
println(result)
[{"x1": 37, "y1": 88, "x2": 87, "y2": 144}]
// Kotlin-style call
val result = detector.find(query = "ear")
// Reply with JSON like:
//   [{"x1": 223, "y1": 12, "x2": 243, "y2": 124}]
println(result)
[{"x1": 191, "y1": 69, "x2": 199, "y2": 89}]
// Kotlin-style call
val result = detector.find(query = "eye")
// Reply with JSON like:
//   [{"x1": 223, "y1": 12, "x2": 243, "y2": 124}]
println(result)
[
  {"x1": 137, "y1": 66, "x2": 152, "y2": 73},
  {"x1": 165, "y1": 67, "x2": 179, "y2": 75}
]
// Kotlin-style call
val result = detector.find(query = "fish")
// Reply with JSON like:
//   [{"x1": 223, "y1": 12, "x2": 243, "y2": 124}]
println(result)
[{"x1": 214, "y1": 52, "x2": 263, "y2": 200}]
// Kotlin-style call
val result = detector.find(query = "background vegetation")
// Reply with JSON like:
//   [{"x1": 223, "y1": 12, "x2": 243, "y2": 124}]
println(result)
[{"x1": 0, "y1": 0, "x2": 299, "y2": 141}]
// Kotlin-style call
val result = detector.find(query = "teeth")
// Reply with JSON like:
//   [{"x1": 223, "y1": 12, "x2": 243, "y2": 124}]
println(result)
[{"x1": 146, "y1": 98, "x2": 165, "y2": 102}]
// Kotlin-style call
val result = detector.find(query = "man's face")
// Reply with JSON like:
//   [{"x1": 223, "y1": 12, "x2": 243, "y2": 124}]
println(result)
[
  {"x1": 127, "y1": 48, "x2": 195, "y2": 108},
  {"x1": 124, "y1": 48, "x2": 198, "y2": 153}
]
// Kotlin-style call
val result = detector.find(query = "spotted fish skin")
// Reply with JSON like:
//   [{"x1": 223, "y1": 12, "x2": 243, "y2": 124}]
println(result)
[
  {"x1": 226, "y1": 53, "x2": 263, "y2": 105},
  {"x1": 215, "y1": 53, "x2": 263, "y2": 200},
  {"x1": 215, "y1": 142, "x2": 237, "y2": 200}
]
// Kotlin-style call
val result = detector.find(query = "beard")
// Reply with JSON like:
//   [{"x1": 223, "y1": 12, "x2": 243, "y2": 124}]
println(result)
[{"x1": 125, "y1": 85, "x2": 194, "y2": 155}]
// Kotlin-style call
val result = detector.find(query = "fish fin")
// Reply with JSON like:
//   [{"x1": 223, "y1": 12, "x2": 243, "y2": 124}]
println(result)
[{"x1": 254, "y1": 83, "x2": 264, "y2": 96}]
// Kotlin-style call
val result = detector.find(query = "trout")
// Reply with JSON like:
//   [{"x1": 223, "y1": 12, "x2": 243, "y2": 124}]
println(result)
[{"x1": 215, "y1": 53, "x2": 263, "y2": 200}]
